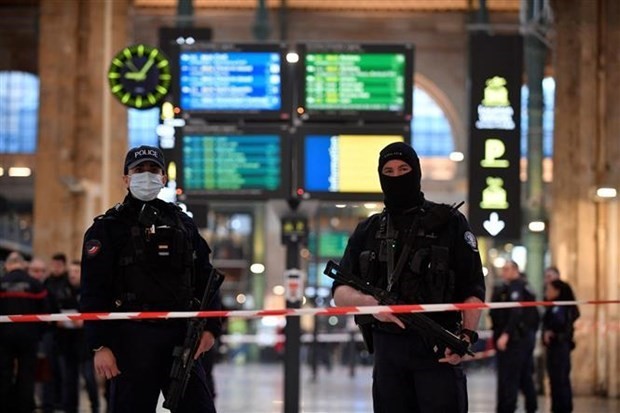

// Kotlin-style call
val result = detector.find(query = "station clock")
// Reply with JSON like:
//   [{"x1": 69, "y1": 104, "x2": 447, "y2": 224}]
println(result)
[{"x1": 107, "y1": 44, "x2": 171, "y2": 109}]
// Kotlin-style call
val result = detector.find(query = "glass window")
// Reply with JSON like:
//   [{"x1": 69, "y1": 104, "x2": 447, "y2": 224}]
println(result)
[
  {"x1": 521, "y1": 77, "x2": 554, "y2": 157},
  {"x1": 0, "y1": 71, "x2": 39, "y2": 154},
  {"x1": 411, "y1": 86, "x2": 454, "y2": 157},
  {"x1": 128, "y1": 107, "x2": 159, "y2": 148}
]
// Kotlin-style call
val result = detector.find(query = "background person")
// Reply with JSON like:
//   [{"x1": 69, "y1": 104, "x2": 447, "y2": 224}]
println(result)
[
  {"x1": 543, "y1": 279, "x2": 579, "y2": 413},
  {"x1": 28, "y1": 257, "x2": 49, "y2": 282},
  {"x1": 67, "y1": 260, "x2": 100, "y2": 413},
  {"x1": 42, "y1": 252, "x2": 74, "y2": 412},
  {"x1": 0, "y1": 252, "x2": 48, "y2": 413},
  {"x1": 490, "y1": 260, "x2": 540, "y2": 413}
]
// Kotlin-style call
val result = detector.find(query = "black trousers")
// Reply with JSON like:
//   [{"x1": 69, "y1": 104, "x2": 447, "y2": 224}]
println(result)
[
  {"x1": 372, "y1": 331, "x2": 468, "y2": 413},
  {"x1": 496, "y1": 331, "x2": 537, "y2": 413},
  {"x1": 0, "y1": 335, "x2": 38, "y2": 413},
  {"x1": 108, "y1": 321, "x2": 215, "y2": 413},
  {"x1": 546, "y1": 341, "x2": 573, "y2": 413}
]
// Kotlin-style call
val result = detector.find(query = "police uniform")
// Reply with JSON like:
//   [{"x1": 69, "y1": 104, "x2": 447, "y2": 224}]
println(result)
[
  {"x1": 543, "y1": 279, "x2": 579, "y2": 413},
  {"x1": 80, "y1": 147, "x2": 221, "y2": 413},
  {"x1": 0, "y1": 267, "x2": 48, "y2": 413},
  {"x1": 490, "y1": 276, "x2": 540, "y2": 413},
  {"x1": 333, "y1": 142, "x2": 486, "y2": 413}
]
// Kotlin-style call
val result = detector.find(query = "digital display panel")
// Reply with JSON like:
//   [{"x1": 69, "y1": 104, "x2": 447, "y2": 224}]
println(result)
[
  {"x1": 180, "y1": 129, "x2": 288, "y2": 198},
  {"x1": 318, "y1": 232, "x2": 350, "y2": 258},
  {"x1": 297, "y1": 43, "x2": 414, "y2": 122},
  {"x1": 297, "y1": 125, "x2": 409, "y2": 200},
  {"x1": 176, "y1": 43, "x2": 290, "y2": 121}
]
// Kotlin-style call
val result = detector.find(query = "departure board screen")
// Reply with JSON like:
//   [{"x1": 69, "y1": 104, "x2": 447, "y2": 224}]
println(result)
[
  {"x1": 180, "y1": 51, "x2": 281, "y2": 111},
  {"x1": 298, "y1": 128, "x2": 407, "y2": 200},
  {"x1": 297, "y1": 44, "x2": 414, "y2": 122},
  {"x1": 305, "y1": 53, "x2": 405, "y2": 110},
  {"x1": 174, "y1": 43, "x2": 290, "y2": 120},
  {"x1": 182, "y1": 134, "x2": 283, "y2": 196}
]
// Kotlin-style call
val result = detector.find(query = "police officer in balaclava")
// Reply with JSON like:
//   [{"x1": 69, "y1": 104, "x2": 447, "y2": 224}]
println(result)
[
  {"x1": 377, "y1": 141, "x2": 424, "y2": 212},
  {"x1": 332, "y1": 141, "x2": 485, "y2": 413}
]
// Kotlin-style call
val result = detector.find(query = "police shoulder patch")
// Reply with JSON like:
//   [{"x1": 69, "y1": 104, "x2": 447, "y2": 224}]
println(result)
[
  {"x1": 464, "y1": 231, "x2": 478, "y2": 251},
  {"x1": 85, "y1": 239, "x2": 102, "y2": 258}
]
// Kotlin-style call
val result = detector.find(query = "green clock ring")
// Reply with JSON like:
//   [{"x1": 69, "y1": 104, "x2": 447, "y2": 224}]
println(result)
[{"x1": 108, "y1": 44, "x2": 171, "y2": 110}]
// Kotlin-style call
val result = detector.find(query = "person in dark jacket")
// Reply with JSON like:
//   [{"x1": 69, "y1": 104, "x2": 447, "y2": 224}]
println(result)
[
  {"x1": 80, "y1": 145, "x2": 222, "y2": 413},
  {"x1": 0, "y1": 251, "x2": 48, "y2": 413},
  {"x1": 42, "y1": 252, "x2": 74, "y2": 413},
  {"x1": 543, "y1": 279, "x2": 579, "y2": 413},
  {"x1": 332, "y1": 142, "x2": 485, "y2": 413},
  {"x1": 490, "y1": 260, "x2": 540, "y2": 413}
]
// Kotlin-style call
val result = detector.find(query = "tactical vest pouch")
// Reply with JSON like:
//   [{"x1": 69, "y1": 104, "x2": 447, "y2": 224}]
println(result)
[
  {"x1": 116, "y1": 222, "x2": 193, "y2": 311},
  {"x1": 359, "y1": 250, "x2": 381, "y2": 285},
  {"x1": 426, "y1": 246, "x2": 455, "y2": 303}
]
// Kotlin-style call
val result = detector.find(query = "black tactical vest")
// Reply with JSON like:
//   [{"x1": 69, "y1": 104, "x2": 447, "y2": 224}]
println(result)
[
  {"x1": 354, "y1": 201, "x2": 462, "y2": 334},
  {"x1": 105, "y1": 201, "x2": 195, "y2": 311},
  {"x1": 359, "y1": 201, "x2": 456, "y2": 306}
]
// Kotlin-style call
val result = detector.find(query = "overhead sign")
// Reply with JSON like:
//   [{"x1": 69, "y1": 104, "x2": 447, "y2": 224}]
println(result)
[
  {"x1": 281, "y1": 217, "x2": 308, "y2": 244},
  {"x1": 467, "y1": 33, "x2": 522, "y2": 239}
]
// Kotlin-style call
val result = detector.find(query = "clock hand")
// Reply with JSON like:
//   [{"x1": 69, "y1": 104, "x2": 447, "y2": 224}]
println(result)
[
  {"x1": 137, "y1": 56, "x2": 156, "y2": 77},
  {"x1": 123, "y1": 55, "x2": 156, "y2": 81},
  {"x1": 124, "y1": 72, "x2": 144, "y2": 80},
  {"x1": 126, "y1": 60, "x2": 140, "y2": 73}
]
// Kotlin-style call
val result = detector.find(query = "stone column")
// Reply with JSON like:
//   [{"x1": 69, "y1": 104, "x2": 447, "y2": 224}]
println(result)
[
  {"x1": 550, "y1": 0, "x2": 620, "y2": 396},
  {"x1": 35, "y1": 0, "x2": 130, "y2": 260}
]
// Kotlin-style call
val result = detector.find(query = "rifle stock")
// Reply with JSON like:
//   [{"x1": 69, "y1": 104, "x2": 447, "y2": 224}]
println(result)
[
  {"x1": 163, "y1": 268, "x2": 224, "y2": 412},
  {"x1": 324, "y1": 260, "x2": 473, "y2": 357}
]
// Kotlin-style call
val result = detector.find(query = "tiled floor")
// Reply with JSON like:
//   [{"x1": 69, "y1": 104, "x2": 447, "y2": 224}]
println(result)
[
  {"x1": 68, "y1": 360, "x2": 619, "y2": 412},
  {"x1": 207, "y1": 363, "x2": 619, "y2": 413}
]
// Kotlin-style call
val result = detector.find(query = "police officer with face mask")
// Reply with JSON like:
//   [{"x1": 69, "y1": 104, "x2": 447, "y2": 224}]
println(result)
[
  {"x1": 332, "y1": 142, "x2": 485, "y2": 413},
  {"x1": 79, "y1": 145, "x2": 221, "y2": 413}
]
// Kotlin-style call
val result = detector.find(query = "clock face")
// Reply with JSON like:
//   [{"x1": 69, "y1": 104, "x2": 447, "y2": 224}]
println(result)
[{"x1": 108, "y1": 44, "x2": 171, "y2": 109}]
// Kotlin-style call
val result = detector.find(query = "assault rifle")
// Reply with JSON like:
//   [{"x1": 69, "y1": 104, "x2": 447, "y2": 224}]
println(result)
[
  {"x1": 163, "y1": 268, "x2": 225, "y2": 412},
  {"x1": 324, "y1": 260, "x2": 474, "y2": 357}
]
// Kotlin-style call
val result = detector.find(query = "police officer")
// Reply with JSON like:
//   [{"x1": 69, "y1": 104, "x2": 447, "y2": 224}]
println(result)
[
  {"x1": 543, "y1": 278, "x2": 579, "y2": 413},
  {"x1": 332, "y1": 142, "x2": 485, "y2": 413},
  {"x1": 490, "y1": 261, "x2": 540, "y2": 413},
  {"x1": 79, "y1": 145, "x2": 222, "y2": 413},
  {"x1": 0, "y1": 252, "x2": 49, "y2": 413}
]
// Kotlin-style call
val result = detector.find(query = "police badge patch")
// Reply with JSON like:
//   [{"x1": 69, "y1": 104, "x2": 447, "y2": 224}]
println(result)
[
  {"x1": 464, "y1": 231, "x2": 478, "y2": 251},
  {"x1": 85, "y1": 239, "x2": 102, "y2": 258}
]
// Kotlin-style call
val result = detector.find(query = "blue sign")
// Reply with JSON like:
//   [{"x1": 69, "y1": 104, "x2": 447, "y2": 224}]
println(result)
[{"x1": 179, "y1": 51, "x2": 282, "y2": 111}]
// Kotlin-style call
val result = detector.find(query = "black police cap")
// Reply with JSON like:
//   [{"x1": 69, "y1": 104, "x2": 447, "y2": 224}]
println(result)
[{"x1": 124, "y1": 145, "x2": 165, "y2": 174}]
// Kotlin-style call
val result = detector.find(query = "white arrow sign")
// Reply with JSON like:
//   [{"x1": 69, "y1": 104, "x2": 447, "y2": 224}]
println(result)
[{"x1": 483, "y1": 212, "x2": 505, "y2": 236}]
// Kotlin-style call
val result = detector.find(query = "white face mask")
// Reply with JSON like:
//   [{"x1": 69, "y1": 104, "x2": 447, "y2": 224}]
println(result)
[{"x1": 129, "y1": 172, "x2": 164, "y2": 201}]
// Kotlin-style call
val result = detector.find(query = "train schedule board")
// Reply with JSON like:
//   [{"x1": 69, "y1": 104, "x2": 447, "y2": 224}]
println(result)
[
  {"x1": 467, "y1": 33, "x2": 523, "y2": 240},
  {"x1": 174, "y1": 124, "x2": 291, "y2": 199},
  {"x1": 295, "y1": 43, "x2": 414, "y2": 123},
  {"x1": 174, "y1": 42, "x2": 291, "y2": 122},
  {"x1": 296, "y1": 124, "x2": 409, "y2": 201}
]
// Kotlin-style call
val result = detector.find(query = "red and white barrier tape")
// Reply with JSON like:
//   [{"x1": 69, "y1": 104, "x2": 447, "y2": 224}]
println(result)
[{"x1": 1, "y1": 299, "x2": 618, "y2": 323}]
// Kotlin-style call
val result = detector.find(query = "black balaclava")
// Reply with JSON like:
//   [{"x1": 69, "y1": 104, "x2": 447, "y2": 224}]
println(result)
[{"x1": 378, "y1": 142, "x2": 423, "y2": 212}]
